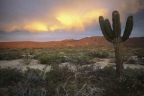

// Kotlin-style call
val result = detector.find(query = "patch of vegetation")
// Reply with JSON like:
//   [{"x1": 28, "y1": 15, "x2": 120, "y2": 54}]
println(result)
[
  {"x1": 86, "y1": 50, "x2": 114, "y2": 59},
  {"x1": 68, "y1": 55, "x2": 95, "y2": 65},
  {"x1": 0, "y1": 50, "x2": 22, "y2": 60},
  {"x1": 122, "y1": 68, "x2": 144, "y2": 95},
  {"x1": 0, "y1": 65, "x2": 144, "y2": 96},
  {"x1": 38, "y1": 54, "x2": 65, "y2": 65},
  {"x1": 0, "y1": 48, "x2": 144, "y2": 96},
  {"x1": 127, "y1": 58, "x2": 137, "y2": 64},
  {"x1": 0, "y1": 67, "x2": 23, "y2": 87},
  {"x1": 0, "y1": 48, "x2": 36, "y2": 60},
  {"x1": 10, "y1": 67, "x2": 48, "y2": 96}
]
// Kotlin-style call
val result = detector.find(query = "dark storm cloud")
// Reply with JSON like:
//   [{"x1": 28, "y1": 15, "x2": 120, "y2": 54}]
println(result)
[{"x1": 131, "y1": 9, "x2": 144, "y2": 37}]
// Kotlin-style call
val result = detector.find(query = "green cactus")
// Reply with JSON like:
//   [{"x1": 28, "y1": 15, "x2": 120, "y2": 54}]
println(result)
[{"x1": 99, "y1": 11, "x2": 133, "y2": 79}]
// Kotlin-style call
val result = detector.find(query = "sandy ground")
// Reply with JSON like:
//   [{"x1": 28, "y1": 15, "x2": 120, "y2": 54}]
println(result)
[
  {"x1": 0, "y1": 59, "x2": 51, "y2": 71},
  {"x1": 0, "y1": 59, "x2": 144, "y2": 72}
]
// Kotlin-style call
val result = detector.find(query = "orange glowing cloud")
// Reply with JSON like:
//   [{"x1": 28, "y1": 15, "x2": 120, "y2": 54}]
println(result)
[
  {"x1": 55, "y1": 9, "x2": 108, "y2": 31},
  {"x1": 0, "y1": 8, "x2": 108, "y2": 32},
  {"x1": 2, "y1": 22, "x2": 48, "y2": 33},
  {"x1": 24, "y1": 22, "x2": 48, "y2": 32},
  {"x1": 1, "y1": 0, "x2": 143, "y2": 33},
  {"x1": 56, "y1": 12, "x2": 84, "y2": 31}
]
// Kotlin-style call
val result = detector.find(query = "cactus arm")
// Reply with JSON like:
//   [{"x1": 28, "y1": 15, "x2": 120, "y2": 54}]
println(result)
[
  {"x1": 99, "y1": 11, "x2": 133, "y2": 80},
  {"x1": 112, "y1": 11, "x2": 121, "y2": 38},
  {"x1": 104, "y1": 19, "x2": 114, "y2": 39},
  {"x1": 122, "y1": 16, "x2": 133, "y2": 41},
  {"x1": 99, "y1": 16, "x2": 113, "y2": 42}
]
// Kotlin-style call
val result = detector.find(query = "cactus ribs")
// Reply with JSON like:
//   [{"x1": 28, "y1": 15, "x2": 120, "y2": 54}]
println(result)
[{"x1": 99, "y1": 11, "x2": 133, "y2": 79}]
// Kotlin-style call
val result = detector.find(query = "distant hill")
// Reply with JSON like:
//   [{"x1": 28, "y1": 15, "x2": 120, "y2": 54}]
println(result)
[{"x1": 0, "y1": 36, "x2": 144, "y2": 48}]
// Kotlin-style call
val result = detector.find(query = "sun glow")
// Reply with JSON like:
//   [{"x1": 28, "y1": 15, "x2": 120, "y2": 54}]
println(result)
[
  {"x1": 24, "y1": 22, "x2": 48, "y2": 32},
  {"x1": 56, "y1": 12, "x2": 84, "y2": 31},
  {"x1": 57, "y1": 13, "x2": 80, "y2": 26},
  {"x1": 49, "y1": 25, "x2": 59, "y2": 31},
  {"x1": 1, "y1": 9, "x2": 108, "y2": 32},
  {"x1": 55, "y1": 9, "x2": 107, "y2": 31}
]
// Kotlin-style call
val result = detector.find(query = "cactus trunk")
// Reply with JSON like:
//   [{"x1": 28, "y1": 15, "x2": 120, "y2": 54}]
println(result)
[
  {"x1": 99, "y1": 11, "x2": 133, "y2": 79},
  {"x1": 114, "y1": 37, "x2": 124, "y2": 79}
]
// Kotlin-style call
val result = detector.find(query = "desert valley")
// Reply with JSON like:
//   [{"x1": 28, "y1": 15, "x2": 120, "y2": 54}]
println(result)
[{"x1": 0, "y1": 36, "x2": 144, "y2": 96}]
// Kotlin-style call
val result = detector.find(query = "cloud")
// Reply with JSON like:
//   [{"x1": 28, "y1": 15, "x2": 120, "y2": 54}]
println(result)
[{"x1": 0, "y1": 0, "x2": 143, "y2": 33}]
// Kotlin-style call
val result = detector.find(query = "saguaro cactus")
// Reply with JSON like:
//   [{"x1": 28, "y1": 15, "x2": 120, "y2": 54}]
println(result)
[{"x1": 99, "y1": 11, "x2": 133, "y2": 79}]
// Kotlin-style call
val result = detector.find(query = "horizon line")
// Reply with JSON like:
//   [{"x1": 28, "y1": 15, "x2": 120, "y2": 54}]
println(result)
[{"x1": 0, "y1": 36, "x2": 144, "y2": 43}]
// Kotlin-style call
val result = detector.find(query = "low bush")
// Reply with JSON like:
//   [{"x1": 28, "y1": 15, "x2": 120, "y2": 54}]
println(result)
[
  {"x1": 0, "y1": 65, "x2": 144, "y2": 96},
  {"x1": 0, "y1": 51, "x2": 22, "y2": 60},
  {"x1": 0, "y1": 67, "x2": 23, "y2": 87},
  {"x1": 122, "y1": 68, "x2": 144, "y2": 92},
  {"x1": 33, "y1": 52, "x2": 47, "y2": 60},
  {"x1": 86, "y1": 50, "x2": 113, "y2": 59},
  {"x1": 128, "y1": 58, "x2": 137, "y2": 64},
  {"x1": 68, "y1": 55, "x2": 94, "y2": 65},
  {"x1": 46, "y1": 64, "x2": 75, "y2": 95},
  {"x1": 10, "y1": 67, "x2": 48, "y2": 96},
  {"x1": 38, "y1": 55, "x2": 65, "y2": 65},
  {"x1": 100, "y1": 68, "x2": 144, "y2": 96}
]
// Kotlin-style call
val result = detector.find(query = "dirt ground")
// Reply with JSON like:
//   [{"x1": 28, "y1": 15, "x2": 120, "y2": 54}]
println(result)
[{"x1": 0, "y1": 59, "x2": 144, "y2": 72}]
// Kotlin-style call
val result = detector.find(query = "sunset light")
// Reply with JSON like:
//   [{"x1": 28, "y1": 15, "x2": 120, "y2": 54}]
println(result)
[
  {"x1": 0, "y1": 0, "x2": 143, "y2": 41},
  {"x1": 56, "y1": 10, "x2": 107, "y2": 31},
  {"x1": 0, "y1": 1, "x2": 144, "y2": 95},
  {"x1": 57, "y1": 13, "x2": 79, "y2": 26},
  {"x1": 24, "y1": 22, "x2": 48, "y2": 32}
]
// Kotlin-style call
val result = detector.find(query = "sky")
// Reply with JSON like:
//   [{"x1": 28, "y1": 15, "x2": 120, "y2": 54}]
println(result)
[{"x1": 0, "y1": 0, "x2": 144, "y2": 42}]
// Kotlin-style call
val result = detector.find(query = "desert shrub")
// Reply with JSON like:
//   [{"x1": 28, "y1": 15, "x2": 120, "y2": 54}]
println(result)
[
  {"x1": 122, "y1": 68, "x2": 144, "y2": 92},
  {"x1": 38, "y1": 55, "x2": 65, "y2": 65},
  {"x1": 134, "y1": 49, "x2": 144, "y2": 57},
  {"x1": 0, "y1": 67, "x2": 23, "y2": 87},
  {"x1": 25, "y1": 48, "x2": 35, "y2": 55},
  {"x1": 16, "y1": 88, "x2": 47, "y2": 96},
  {"x1": 0, "y1": 65, "x2": 144, "y2": 96},
  {"x1": 86, "y1": 50, "x2": 113, "y2": 58},
  {"x1": 33, "y1": 52, "x2": 48, "y2": 60},
  {"x1": 46, "y1": 64, "x2": 74, "y2": 86},
  {"x1": 127, "y1": 58, "x2": 137, "y2": 64},
  {"x1": 22, "y1": 56, "x2": 32, "y2": 65},
  {"x1": 0, "y1": 48, "x2": 144, "y2": 96},
  {"x1": 47, "y1": 64, "x2": 104, "y2": 96},
  {"x1": 23, "y1": 68, "x2": 47, "y2": 84},
  {"x1": 55, "y1": 82, "x2": 104, "y2": 96},
  {"x1": 0, "y1": 50, "x2": 22, "y2": 60},
  {"x1": 68, "y1": 55, "x2": 94, "y2": 65},
  {"x1": 24, "y1": 67, "x2": 47, "y2": 85},
  {"x1": 11, "y1": 67, "x2": 48, "y2": 96},
  {"x1": 82, "y1": 65, "x2": 144, "y2": 96},
  {"x1": 90, "y1": 65, "x2": 116, "y2": 79},
  {"x1": 94, "y1": 68, "x2": 144, "y2": 96},
  {"x1": 46, "y1": 64, "x2": 75, "y2": 95}
]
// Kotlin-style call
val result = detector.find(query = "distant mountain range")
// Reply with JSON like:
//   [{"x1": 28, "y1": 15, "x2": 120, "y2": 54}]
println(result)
[{"x1": 0, "y1": 36, "x2": 144, "y2": 48}]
